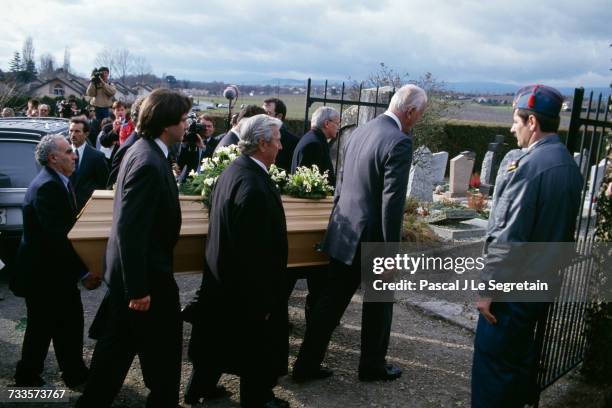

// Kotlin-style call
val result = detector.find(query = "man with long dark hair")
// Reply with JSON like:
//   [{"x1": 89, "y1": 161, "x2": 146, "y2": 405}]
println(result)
[{"x1": 77, "y1": 89, "x2": 191, "y2": 407}]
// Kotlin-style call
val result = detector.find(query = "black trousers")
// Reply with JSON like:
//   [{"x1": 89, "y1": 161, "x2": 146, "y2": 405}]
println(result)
[
  {"x1": 286, "y1": 266, "x2": 327, "y2": 325},
  {"x1": 15, "y1": 288, "x2": 88, "y2": 386},
  {"x1": 76, "y1": 298, "x2": 182, "y2": 408},
  {"x1": 294, "y1": 256, "x2": 393, "y2": 373},
  {"x1": 187, "y1": 321, "x2": 278, "y2": 407}
]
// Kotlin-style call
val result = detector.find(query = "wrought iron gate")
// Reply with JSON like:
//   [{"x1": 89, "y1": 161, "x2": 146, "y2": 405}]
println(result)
[
  {"x1": 534, "y1": 88, "x2": 611, "y2": 402},
  {"x1": 303, "y1": 78, "x2": 394, "y2": 168}
]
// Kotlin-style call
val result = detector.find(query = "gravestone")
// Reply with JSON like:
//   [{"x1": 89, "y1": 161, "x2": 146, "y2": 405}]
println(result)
[
  {"x1": 407, "y1": 146, "x2": 434, "y2": 202},
  {"x1": 573, "y1": 149, "x2": 589, "y2": 177},
  {"x1": 447, "y1": 152, "x2": 475, "y2": 198},
  {"x1": 431, "y1": 151, "x2": 449, "y2": 185},
  {"x1": 341, "y1": 86, "x2": 395, "y2": 128},
  {"x1": 479, "y1": 135, "x2": 505, "y2": 196},
  {"x1": 589, "y1": 158, "x2": 607, "y2": 196},
  {"x1": 330, "y1": 124, "x2": 356, "y2": 173}
]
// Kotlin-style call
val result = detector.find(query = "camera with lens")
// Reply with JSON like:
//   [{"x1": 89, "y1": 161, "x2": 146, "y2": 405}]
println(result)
[
  {"x1": 90, "y1": 68, "x2": 103, "y2": 86},
  {"x1": 57, "y1": 100, "x2": 74, "y2": 118},
  {"x1": 184, "y1": 113, "x2": 203, "y2": 147}
]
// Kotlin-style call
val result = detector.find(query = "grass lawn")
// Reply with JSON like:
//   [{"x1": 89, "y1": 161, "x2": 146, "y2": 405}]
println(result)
[{"x1": 195, "y1": 94, "x2": 307, "y2": 119}]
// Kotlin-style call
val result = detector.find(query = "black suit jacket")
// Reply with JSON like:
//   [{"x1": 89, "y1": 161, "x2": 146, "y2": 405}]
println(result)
[
  {"x1": 10, "y1": 167, "x2": 86, "y2": 296},
  {"x1": 72, "y1": 144, "x2": 108, "y2": 211},
  {"x1": 200, "y1": 134, "x2": 221, "y2": 159},
  {"x1": 105, "y1": 138, "x2": 182, "y2": 303},
  {"x1": 196, "y1": 154, "x2": 288, "y2": 376},
  {"x1": 274, "y1": 124, "x2": 298, "y2": 172},
  {"x1": 107, "y1": 131, "x2": 138, "y2": 188},
  {"x1": 322, "y1": 114, "x2": 412, "y2": 265},
  {"x1": 291, "y1": 127, "x2": 335, "y2": 186}
]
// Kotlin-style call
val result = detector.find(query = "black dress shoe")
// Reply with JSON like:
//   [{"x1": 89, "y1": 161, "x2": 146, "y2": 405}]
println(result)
[
  {"x1": 358, "y1": 364, "x2": 402, "y2": 382},
  {"x1": 262, "y1": 396, "x2": 290, "y2": 408},
  {"x1": 292, "y1": 366, "x2": 334, "y2": 383},
  {"x1": 184, "y1": 385, "x2": 229, "y2": 405}
]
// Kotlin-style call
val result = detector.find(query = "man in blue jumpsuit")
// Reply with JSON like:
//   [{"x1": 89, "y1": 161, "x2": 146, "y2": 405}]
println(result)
[{"x1": 471, "y1": 85, "x2": 583, "y2": 407}]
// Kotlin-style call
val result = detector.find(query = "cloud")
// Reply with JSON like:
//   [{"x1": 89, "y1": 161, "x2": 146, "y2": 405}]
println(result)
[{"x1": 0, "y1": 0, "x2": 610, "y2": 87}]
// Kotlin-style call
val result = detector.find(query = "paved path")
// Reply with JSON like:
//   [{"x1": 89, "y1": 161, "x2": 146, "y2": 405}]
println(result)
[{"x1": 0, "y1": 273, "x2": 606, "y2": 407}]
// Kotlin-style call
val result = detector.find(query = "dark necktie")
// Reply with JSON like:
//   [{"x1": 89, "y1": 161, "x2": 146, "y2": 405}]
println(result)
[
  {"x1": 67, "y1": 180, "x2": 77, "y2": 210},
  {"x1": 74, "y1": 148, "x2": 80, "y2": 172}
]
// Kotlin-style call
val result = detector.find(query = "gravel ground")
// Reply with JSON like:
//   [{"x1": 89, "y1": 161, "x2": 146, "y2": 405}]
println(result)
[{"x1": 0, "y1": 273, "x2": 609, "y2": 407}]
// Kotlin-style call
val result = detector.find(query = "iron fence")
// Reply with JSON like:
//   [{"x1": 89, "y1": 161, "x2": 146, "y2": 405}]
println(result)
[{"x1": 534, "y1": 88, "x2": 611, "y2": 403}]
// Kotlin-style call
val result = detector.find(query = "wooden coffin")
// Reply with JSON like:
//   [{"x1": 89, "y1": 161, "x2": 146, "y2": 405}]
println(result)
[{"x1": 68, "y1": 190, "x2": 333, "y2": 276}]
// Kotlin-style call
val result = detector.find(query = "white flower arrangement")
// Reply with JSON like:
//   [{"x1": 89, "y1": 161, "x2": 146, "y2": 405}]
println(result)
[
  {"x1": 180, "y1": 146, "x2": 334, "y2": 206},
  {"x1": 179, "y1": 144, "x2": 241, "y2": 207}
]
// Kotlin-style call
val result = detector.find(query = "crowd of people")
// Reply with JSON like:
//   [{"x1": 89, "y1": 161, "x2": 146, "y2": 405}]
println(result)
[{"x1": 7, "y1": 74, "x2": 583, "y2": 408}]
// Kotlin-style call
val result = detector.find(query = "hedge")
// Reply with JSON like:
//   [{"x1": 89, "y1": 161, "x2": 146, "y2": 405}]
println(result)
[{"x1": 177, "y1": 115, "x2": 572, "y2": 173}]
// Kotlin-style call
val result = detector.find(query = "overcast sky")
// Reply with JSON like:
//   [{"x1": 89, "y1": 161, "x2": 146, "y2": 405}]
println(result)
[{"x1": 1, "y1": 0, "x2": 610, "y2": 87}]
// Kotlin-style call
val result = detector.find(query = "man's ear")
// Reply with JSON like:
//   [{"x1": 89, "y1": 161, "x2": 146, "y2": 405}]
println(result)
[
  {"x1": 258, "y1": 137, "x2": 267, "y2": 152},
  {"x1": 528, "y1": 114, "x2": 538, "y2": 131}
]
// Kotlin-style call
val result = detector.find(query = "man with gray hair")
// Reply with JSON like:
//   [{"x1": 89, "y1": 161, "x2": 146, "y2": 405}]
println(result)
[
  {"x1": 11, "y1": 134, "x2": 100, "y2": 387},
  {"x1": 291, "y1": 106, "x2": 339, "y2": 185},
  {"x1": 293, "y1": 84, "x2": 427, "y2": 383},
  {"x1": 288, "y1": 106, "x2": 339, "y2": 330},
  {"x1": 185, "y1": 113, "x2": 290, "y2": 407}
]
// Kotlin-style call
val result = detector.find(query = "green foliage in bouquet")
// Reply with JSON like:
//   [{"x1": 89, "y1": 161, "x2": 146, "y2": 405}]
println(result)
[
  {"x1": 179, "y1": 146, "x2": 334, "y2": 206},
  {"x1": 281, "y1": 165, "x2": 334, "y2": 199},
  {"x1": 179, "y1": 145, "x2": 240, "y2": 207}
]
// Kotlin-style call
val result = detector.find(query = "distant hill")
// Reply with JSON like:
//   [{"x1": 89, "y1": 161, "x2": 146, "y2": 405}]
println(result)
[{"x1": 446, "y1": 81, "x2": 611, "y2": 97}]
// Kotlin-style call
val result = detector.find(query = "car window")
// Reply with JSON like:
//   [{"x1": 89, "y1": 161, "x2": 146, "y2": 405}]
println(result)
[{"x1": 0, "y1": 141, "x2": 40, "y2": 188}]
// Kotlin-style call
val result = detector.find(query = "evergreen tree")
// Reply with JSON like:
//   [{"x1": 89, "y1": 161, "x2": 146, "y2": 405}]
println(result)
[{"x1": 9, "y1": 52, "x2": 22, "y2": 72}]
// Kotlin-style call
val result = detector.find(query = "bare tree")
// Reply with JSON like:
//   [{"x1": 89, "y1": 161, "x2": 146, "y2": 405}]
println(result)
[
  {"x1": 114, "y1": 48, "x2": 132, "y2": 83},
  {"x1": 63, "y1": 47, "x2": 71, "y2": 74},
  {"x1": 22, "y1": 37, "x2": 35, "y2": 69},
  {"x1": 95, "y1": 47, "x2": 116, "y2": 73},
  {"x1": 95, "y1": 47, "x2": 134, "y2": 82},
  {"x1": 132, "y1": 55, "x2": 153, "y2": 83},
  {"x1": 39, "y1": 53, "x2": 56, "y2": 78},
  {"x1": 367, "y1": 62, "x2": 408, "y2": 88},
  {"x1": 0, "y1": 82, "x2": 20, "y2": 109}
]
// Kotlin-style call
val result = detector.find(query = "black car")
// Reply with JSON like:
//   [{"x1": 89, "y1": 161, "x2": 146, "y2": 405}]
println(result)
[{"x1": 0, "y1": 117, "x2": 70, "y2": 278}]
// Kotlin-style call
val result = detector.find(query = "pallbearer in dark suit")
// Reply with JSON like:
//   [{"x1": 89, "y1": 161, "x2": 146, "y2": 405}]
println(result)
[
  {"x1": 76, "y1": 89, "x2": 191, "y2": 408},
  {"x1": 11, "y1": 134, "x2": 101, "y2": 387},
  {"x1": 263, "y1": 98, "x2": 298, "y2": 172},
  {"x1": 291, "y1": 106, "x2": 339, "y2": 186},
  {"x1": 186, "y1": 114, "x2": 290, "y2": 408},
  {"x1": 214, "y1": 105, "x2": 267, "y2": 153},
  {"x1": 292, "y1": 85, "x2": 428, "y2": 383},
  {"x1": 288, "y1": 106, "x2": 340, "y2": 326},
  {"x1": 68, "y1": 118, "x2": 108, "y2": 211}
]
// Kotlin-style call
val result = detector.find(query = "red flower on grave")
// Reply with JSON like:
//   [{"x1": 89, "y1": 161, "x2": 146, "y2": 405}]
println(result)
[{"x1": 470, "y1": 173, "x2": 481, "y2": 188}]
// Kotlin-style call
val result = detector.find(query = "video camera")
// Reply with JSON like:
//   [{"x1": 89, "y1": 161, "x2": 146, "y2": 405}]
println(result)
[
  {"x1": 57, "y1": 100, "x2": 74, "y2": 118},
  {"x1": 90, "y1": 68, "x2": 105, "y2": 86},
  {"x1": 184, "y1": 112, "x2": 203, "y2": 146}
]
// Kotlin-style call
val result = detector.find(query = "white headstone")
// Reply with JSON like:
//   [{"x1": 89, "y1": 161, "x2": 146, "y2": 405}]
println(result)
[
  {"x1": 431, "y1": 151, "x2": 449, "y2": 184},
  {"x1": 573, "y1": 149, "x2": 589, "y2": 177},
  {"x1": 407, "y1": 146, "x2": 434, "y2": 202},
  {"x1": 341, "y1": 86, "x2": 394, "y2": 127},
  {"x1": 448, "y1": 153, "x2": 475, "y2": 198},
  {"x1": 589, "y1": 158, "x2": 607, "y2": 196}
]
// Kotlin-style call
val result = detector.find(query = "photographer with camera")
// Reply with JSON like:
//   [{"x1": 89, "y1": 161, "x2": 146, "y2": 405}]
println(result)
[
  {"x1": 176, "y1": 113, "x2": 205, "y2": 183},
  {"x1": 86, "y1": 66, "x2": 117, "y2": 122}
]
